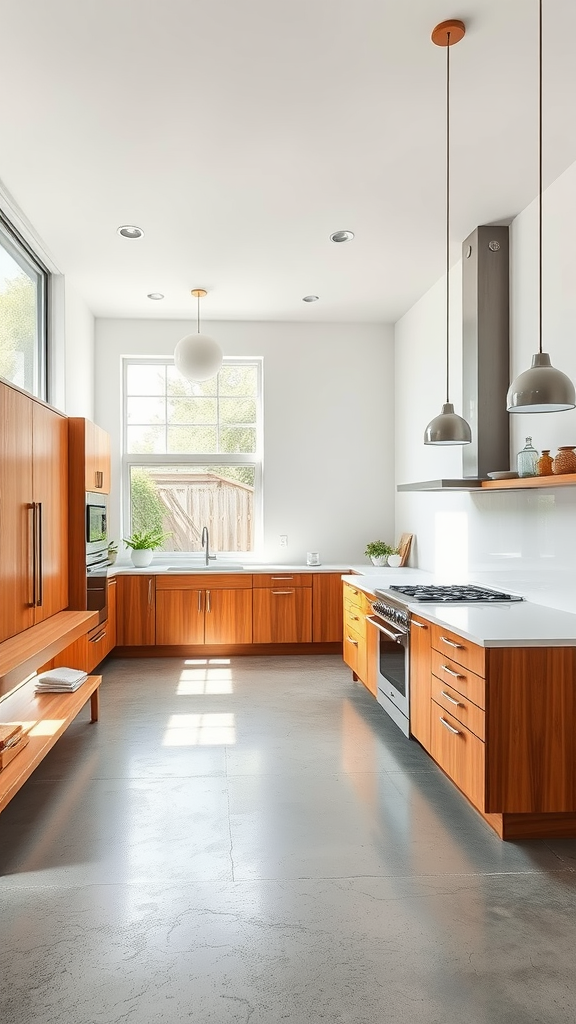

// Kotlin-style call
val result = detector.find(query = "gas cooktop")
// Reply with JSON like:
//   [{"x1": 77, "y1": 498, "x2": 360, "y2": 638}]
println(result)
[{"x1": 385, "y1": 584, "x2": 524, "y2": 603}]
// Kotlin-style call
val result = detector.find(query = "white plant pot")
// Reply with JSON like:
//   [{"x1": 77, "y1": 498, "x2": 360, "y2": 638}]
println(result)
[
  {"x1": 387, "y1": 554, "x2": 402, "y2": 568},
  {"x1": 130, "y1": 548, "x2": 154, "y2": 568},
  {"x1": 370, "y1": 555, "x2": 388, "y2": 566}
]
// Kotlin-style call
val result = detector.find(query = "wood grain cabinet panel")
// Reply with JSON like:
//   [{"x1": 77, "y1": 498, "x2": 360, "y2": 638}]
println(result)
[
  {"x1": 105, "y1": 578, "x2": 117, "y2": 655},
  {"x1": 409, "y1": 616, "x2": 432, "y2": 751},
  {"x1": 0, "y1": 383, "x2": 34, "y2": 642},
  {"x1": 84, "y1": 418, "x2": 111, "y2": 494},
  {"x1": 430, "y1": 702, "x2": 485, "y2": 812},
  {"x1": 32, "y1": 402, "x2": 69, "y2": 623},
  {"x1": 116, "y1": 576, "x2": 156, "y2": 645},
  {"x1": 156, "y1": 590, "x2": 205, "y2": 645},
  {"x1": 312, "y1": 573, "x2": 345, "y2": 642},
  {"x1": 253, "y1": 587, "x2": 312, "y2": 643},
  {"x1": 204, "y1": 588, "x2": 253, "y2": 644}
]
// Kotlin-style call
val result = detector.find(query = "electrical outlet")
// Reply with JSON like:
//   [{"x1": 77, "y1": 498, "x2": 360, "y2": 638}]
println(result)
[{"x1": 279, "y1": 534, "x2": 288, "y2": 547}]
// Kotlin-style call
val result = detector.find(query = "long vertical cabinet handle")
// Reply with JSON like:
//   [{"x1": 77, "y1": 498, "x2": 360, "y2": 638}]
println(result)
[
  {"x1": 148, "y1": 579, "x2": 153, "y2": 605},
  {"x1": 197, "y1": 590, "x2": 203, "y2": 613},
  {"x1": 36, "y1": 501, "x2": 43, "y2": 607},
  {"x1": 29, "y1": 503, "x2": 37, "y2": 607},
  {"x1": 206, "y1": 590, "x2": 211, "y2": 613}
]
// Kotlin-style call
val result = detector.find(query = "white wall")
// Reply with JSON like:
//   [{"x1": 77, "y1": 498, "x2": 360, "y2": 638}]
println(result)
[
  {"x1": 394, "y1": 160, "x2": 576, "y2": 610},
  {"x1": 95, "y1": 319, "x2": 395, "y2": 564},
  {"x1": 64, "y1": 281, "x2": 95, "y2": 417}
]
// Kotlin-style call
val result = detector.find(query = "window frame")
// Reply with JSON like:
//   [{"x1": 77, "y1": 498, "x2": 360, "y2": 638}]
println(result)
[
  {"x1": 0, "y1": 211, "x2": 49, "y2": 401},
  {"x1": 121, "y1": 355, "x2": 263, "y2": 555}
]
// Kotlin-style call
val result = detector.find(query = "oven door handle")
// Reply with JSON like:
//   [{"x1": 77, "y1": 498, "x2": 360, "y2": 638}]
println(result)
[{"x1": 366, "y1": 615, "x2": 406, "y2": 644}]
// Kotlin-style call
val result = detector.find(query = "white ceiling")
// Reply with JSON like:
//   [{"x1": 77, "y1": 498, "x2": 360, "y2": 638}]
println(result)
[{"x1": 2, "y1": 0, "x2": 576, "y2": 323}]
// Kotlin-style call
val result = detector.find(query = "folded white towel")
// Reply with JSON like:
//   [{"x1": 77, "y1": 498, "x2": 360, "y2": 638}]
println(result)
[{"x1": 35, "y1": 667, "x2": 88, "y2": 692}]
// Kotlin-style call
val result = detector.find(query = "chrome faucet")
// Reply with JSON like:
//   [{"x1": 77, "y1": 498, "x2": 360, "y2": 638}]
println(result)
[{"x1": 201, "y1": 526, "x2": 216, "y2": 566}]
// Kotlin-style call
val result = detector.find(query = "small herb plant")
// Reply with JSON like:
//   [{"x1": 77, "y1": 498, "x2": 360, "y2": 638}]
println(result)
[
  {"x1": 123, "y1": 528, "x2": 169, "y2": 551},
  {"x1": 364, "y1": 540, "x2": 394, "y2": 559}
]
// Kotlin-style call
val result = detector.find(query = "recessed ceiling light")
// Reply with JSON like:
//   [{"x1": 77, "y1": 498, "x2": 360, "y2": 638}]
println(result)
[
  {"x1": 117, "y1": 225, "x2": 144, "y2": 239},
  {"x1": 302, "y1": 295, "x2": 319, "y2": 302},
  {"x1": 330, "y1": 229, "x2": 355, "y2": 243},
  {"x1": 147, "y1": 292, "x2": 164, "y2": 300}
]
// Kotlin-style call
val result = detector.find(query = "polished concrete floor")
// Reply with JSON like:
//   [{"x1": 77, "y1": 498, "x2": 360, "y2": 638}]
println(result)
[{"x1": 1, "y1": 654, "x2": 576, "y2": 1023}]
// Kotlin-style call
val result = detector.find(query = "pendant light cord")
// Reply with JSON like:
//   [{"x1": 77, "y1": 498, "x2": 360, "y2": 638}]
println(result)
[
  {"x1": 538, "y1": 0, "x2": 543, "y2": 354},
  {"x1": 445, "y1": 30, "x2": 451, "y2": 403},
  {"x1": 197, "y1": 292, "x2": 201, "y2": 334}
]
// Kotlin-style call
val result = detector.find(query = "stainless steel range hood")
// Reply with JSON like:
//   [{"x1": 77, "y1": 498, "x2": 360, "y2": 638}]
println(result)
[{"x1": 398, "y1": 225, "x2": 510, "y2": 492}]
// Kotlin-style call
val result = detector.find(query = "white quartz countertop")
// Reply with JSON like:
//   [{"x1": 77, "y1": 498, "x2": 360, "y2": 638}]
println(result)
[
  {"x1": 341, "y1": 572, "x2": 576, "y2": 647},
  {"x1": 110, "y1": 562, "x2": 369, "y2": 575}
]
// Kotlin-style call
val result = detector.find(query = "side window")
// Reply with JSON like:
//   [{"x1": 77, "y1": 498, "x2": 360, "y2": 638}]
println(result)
[{"x1": 0, "y1": 214, "x2": 48, "y2": 400}]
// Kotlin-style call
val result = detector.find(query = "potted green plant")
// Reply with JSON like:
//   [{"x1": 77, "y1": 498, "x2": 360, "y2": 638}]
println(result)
[
  {"x1": 123, "y1": 527, "x2": 168, "y2": 568},
  {"x1": 364, "y1": 540, "x2": 394, "y2": 567},
  {"x1": 386, "y1": 546, "x2": 402, "y2": 568},
  {"x1": 107, "y1": 540, "x2": 118, "y2": 565}
]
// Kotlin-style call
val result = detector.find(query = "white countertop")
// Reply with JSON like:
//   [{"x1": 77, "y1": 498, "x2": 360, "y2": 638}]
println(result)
[{"x1": 341, "y1": 572, "x2": 576, "y2": 648}]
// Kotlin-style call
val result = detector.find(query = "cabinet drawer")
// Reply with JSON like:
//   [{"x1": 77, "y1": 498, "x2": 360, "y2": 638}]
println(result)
[
  {"x1": 343, "y1": 625, "x2": 363, "y2": 676},
  {"x1": 431, "y1": 676, "x2": 485, "y2": 741},
  {"x1": 253, "y1": 573, "x2": 312, "y2": 588},
  {"x1": 344, "y1": 604, "x2": 366, "y2": 639},
  {"x1": 430, "y1": 702, "x2": 485, "y2": 812},
  {"x1": 430, "y1": 650, "x2": 485, "y2": 709},
  {"x1": 430, "y1": 624, "x2": 485, "y2": 677},
  {"x1": 343, "y1": 583, "x2": 369, "y2": 611},
  {"x1": 156, "y1": 573, "x2": 253, "y2": 590},
  {"x1": 86, "y1": 622, "x2": 110, "y2": 672}
]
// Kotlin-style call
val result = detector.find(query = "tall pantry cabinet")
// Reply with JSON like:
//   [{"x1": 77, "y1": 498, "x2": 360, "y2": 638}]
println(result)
[{"x1": 0, "y1": 380, "x2": 69, "y2": 643}]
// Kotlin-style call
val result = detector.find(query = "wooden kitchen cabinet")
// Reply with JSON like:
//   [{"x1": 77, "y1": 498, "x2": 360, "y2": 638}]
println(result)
[
  {"x1": 312, "y1": 572, "x2": 344, "y2": 642},
  {"x1": 83, "y1": 418, "x2": 111, "y2": 494},
  {"x1": 155, "y1": 574, "x2": 253, "y2": 644},
  {"x1": 0, "y1": 381, "x2": 68, "y2": 643},
  {"x1": 253, "y1": 586, "x2": 312, "y2": 643},
  {"x1": 52, "y1": 577, "x2": 117, "y2": 671},
  {"x1": 342, "y1": 582, "x2": 371, "y2": 690},
  {"x1": 116, "y1": 576, "x2": 156, "y2": 645},
  {"x1": 409, "y1": 615, "x2": 432, "y2": 751}
]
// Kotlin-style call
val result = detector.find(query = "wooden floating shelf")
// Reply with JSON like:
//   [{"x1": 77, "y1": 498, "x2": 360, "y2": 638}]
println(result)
[
  {"x1": 481, "y1": 473, "x2": 576, "y2": 491},
  {"x1": 0, "y1": 611, "x2": 99, "y2": 698}
]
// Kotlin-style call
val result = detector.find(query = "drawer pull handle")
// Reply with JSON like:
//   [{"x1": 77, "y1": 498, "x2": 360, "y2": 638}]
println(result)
[
  {"x1": 352, "y1": 614, "x2": 360, "y2": 621},
  {"x1": 440, "y1": 636, "x2": 463, "y2": 649},
  {"x1": 439, "y1": 716, "x2": 460, "y2": 735},
  {"x1": 441, "y1": 664, "x2": 463, "y2": 679},
  {"x1": 271, "y1": 576, "x2": 294, "y2": 580},
  {"x1": 89, "y1": 630, "x2": 107, "y2": 644},
  {"x1": 346, "y1": 636, "x2": 359, "y2": 646},
  {"x1": 272, "y1": 590, "x2": 294, "y2": 595},
  {"x1": 411, "y1": 621, "x2": 427, "y2": 629},
  {"x1": 440, "y1": 690, "x2": 462, "y2": 707}
]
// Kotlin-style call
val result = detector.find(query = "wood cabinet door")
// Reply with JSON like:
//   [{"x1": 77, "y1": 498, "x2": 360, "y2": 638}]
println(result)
[
  {"x1": 313, "y1": 573, "x2": 344, "y2": 642},
  {"x1": 252, "y1": 587, "x2": 312, "y2": 643},
  {"x1": 116, "y1": 576, "x2": 156, "y2": 645},
  {"x1": 430, "y1": 703, "x2": 485, "y2": 812},
  {"x1": 105, "y1": 578, "x2": 117, "y2": 655},
  {"x1": 155, "y1": 590, "x2": 205, "y2": 644},
  {"x1": 32, "y1": 402, "x2": 69, "y2": 623},
  {"x1": 409, "y1": 615, "x2": 432, "y2": 752},
  {"x1": 0, "y1": 383, "x2": 34, "y2": 642},
  {"x1": 84, "y1": 420, "x2": 111, "y2": 493},
  {"x1": 204, "y1": 588, "x2": 253, "y2": 644}
]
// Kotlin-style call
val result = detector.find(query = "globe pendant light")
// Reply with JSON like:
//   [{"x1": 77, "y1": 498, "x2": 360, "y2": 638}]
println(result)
[
  {"x1": 174, "y1": 288, "x2": 223, "y2": 382},
  {"x1": 506, "y1": 0, "x2": 575, "y2": 413},
  {"x1": 424, "y1": 19, "x2": 471, "y2": 446}
]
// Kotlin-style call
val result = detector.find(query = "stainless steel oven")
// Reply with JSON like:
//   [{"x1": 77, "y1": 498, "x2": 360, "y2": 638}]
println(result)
[{"x1": 366, "y1": 597, "x2": 410, "y2": 736}]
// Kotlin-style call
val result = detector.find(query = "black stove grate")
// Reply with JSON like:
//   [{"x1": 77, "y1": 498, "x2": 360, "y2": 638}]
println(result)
[{"x1": 388, "y1": 584, "x2": 523, "y2": 603}]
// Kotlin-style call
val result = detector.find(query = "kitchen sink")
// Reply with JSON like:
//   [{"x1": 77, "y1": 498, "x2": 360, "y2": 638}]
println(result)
[{"x1": 164, "y1": 564, "x2": 245, "y2": 572}]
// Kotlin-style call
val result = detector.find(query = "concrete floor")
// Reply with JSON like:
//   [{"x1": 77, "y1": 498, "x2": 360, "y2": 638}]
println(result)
[{"x1": 1, "y1": 654, "x2": 576, "y2": 1024}]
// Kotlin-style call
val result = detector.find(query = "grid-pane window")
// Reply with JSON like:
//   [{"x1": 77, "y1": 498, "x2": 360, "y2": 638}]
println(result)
[
  {"x1": 123, "y1": 358, "x2": 262, "y2": 553},
  {"x1": 0, "y1": 215, "x2": 48, "y2": 399}
]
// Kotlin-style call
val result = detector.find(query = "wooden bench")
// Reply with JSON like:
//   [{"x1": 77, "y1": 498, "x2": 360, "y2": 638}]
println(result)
[{"x1": 0, "y1": 673, "x2": 101, "y2": 814}]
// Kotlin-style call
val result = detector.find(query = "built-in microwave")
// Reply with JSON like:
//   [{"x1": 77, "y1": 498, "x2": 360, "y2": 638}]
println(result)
[{"x1": 86, "y1": 492, "x2": 108, "y2": 555}]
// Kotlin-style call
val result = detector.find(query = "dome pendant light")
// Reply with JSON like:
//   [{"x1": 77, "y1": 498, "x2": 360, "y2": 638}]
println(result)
[
  {"x1": 424, "y1": 19, "x2": 471, "y2": 446},
  {"x1": 174, "y1": 289, "x2": 223, "y2": 382},
  {"x1": 506, "y1": 0, "x2": 575, "y2": 413}
]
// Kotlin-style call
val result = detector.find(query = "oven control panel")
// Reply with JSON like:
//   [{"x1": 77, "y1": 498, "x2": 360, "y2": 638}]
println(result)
[{"x1": 372, "y1": 601, "x2": 410, "y2": 631}]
